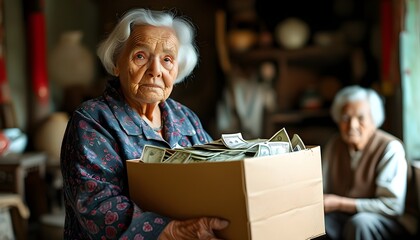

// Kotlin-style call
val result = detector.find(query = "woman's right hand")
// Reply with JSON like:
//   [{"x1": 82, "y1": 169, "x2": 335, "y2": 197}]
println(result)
[{"x1": 158, "y1": 217, "x2": 229, "y2": 240}]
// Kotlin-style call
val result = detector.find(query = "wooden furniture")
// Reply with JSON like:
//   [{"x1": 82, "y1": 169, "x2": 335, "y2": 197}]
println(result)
[
  {"x1": 0, "y1": 193, "x2": 30, "y2": 240},
  {"x1": 265, "y1": 109, "x2": 336, "y2": 147},
  {"x1": 0, "y1": 152, "x2": 47, "y2": 199},
  {"x1": 231, "y1": 45, "x2": 353, "y2": 111},
  {"x1": 227, "y1": 45, "x2": 349, "y2": 144},
  {"x1": 0, "y1": 152, "x2": 48, "y2": 220}
]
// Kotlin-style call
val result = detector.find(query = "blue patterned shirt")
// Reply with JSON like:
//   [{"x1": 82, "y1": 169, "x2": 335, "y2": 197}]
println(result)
[{"x1": 61, "y1": 78, "x2": 213, "y2": 239}]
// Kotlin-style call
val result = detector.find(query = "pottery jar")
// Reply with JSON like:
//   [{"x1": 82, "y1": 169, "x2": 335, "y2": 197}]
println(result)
[{"x1": 49, "y1": 31, "x2": 94, "y2": 87}]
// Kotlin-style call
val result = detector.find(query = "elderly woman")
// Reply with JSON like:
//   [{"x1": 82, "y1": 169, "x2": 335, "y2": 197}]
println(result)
[
  {"x1": 60, "y1": 8, "x2": 228, "y2": 239},
  {"x1": 322, "y1": 85, "x2": 417, "y2": 239}
]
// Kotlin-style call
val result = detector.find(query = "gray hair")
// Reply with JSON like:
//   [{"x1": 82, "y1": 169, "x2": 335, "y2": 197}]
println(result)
[
  {"x1": 97, "y1": 8, "x2": 198, "y2": 84},
  {"x1": 330, "y1": 85, "x2": 385, "y2": 128}
]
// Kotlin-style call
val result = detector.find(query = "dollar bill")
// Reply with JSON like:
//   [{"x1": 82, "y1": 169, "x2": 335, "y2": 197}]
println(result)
[
  {"x1": 140, "y1": 128, "x2": 306, "y2": 163},
  {"x1": 268, "y1": 127, "x2": 292, "y2": 152},
  {"x1": 267, "y1": 141, "x2": 290, "y2": 155},
  {"x1": 164, "y1": 150, "x2": 192, "y2": 163},
  {"x1": 254, "y1": 142, "x2": 271, "y2": 157},
  {"x1": 221, "y1": 133, "x2": 249, "y2": 149},
  {"x1": 291, "y1": 134, "x2": 306, "y2": 151},
  {"x1": 141, "y1": 145, "x2": 166, "y2": 163}
]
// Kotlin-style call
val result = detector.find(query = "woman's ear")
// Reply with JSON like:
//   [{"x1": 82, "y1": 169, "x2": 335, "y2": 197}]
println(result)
[{"x1": 113, "y1": 66, "x2": 120, "y2": 76}]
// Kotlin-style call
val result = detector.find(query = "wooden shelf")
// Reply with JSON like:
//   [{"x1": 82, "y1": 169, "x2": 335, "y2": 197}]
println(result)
[
  {"x1": 264, "y1": 109, "x2": 336, "y2": 146},
  {"x1": 232, "y1": 44, "x2": 352, "y2": 65},
  {"x1": 229, "y1": 44, "x2": 351, "y2": 143},
  {"x1": 268, "y1": 109, "x2": 330, "y2": 124}
]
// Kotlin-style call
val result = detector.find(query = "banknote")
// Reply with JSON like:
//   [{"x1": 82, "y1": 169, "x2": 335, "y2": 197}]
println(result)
[
  {"x1": 221, "y1": 133, "x2": 249, "y2": 149},
  {"x1": 254, "y1": 142, "x2": 271, "y2": 157},
  {"x1": 164, "y1": 150, "x2": 192, "y2": 163},
  {"x1": 291, "y1": 134, "x2": 306, "y2": 151},
  {"x1": 141, "y1": 145, "x2": 166, "y2": 163},
  {"x1": 268, "y1": 127, "x2": 292, "y2": 152},
  {"x1": 140, "y1": 128, "x2": 306, "y2": 163},
  {"x1": 267, "y1": 141, "x2": 290, "y2": 155}
]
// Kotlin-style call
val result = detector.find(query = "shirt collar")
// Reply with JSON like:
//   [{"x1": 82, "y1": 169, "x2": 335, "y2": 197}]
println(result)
[{"x1": 103, "y1": 79, "x2": 196, "y2": 143}]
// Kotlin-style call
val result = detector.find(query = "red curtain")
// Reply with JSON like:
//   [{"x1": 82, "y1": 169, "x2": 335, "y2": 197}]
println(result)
[
  {"x1": 380, "y1": 0, "x2": 403, "y2": 95},
  {"x1": 0, "y1": 0, "x2": 17, "y2": 129},
  {"x1": 24, "y1": 0, "x2": 49, "y2": 105}
]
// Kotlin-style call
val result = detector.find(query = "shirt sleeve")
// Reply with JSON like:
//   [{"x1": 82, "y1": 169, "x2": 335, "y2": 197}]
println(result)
[
  {"x1": 355, "y1": 140, "x2": 408, "y2": 216},
  {"x1": 61, "y1": 110, "x2": 171, "y2": 239}
]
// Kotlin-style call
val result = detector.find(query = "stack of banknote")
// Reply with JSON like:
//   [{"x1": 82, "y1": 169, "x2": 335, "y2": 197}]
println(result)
[{"x1": 140, "y1": 127, "x2": 306, "y2": 163}]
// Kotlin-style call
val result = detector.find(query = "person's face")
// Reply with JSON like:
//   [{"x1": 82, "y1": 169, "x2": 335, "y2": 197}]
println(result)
[
  {"x1": 115, "y1": 25, "x2": 179, "y2": 106},
  {"x1": 338, "y1": 100, "x2": 377, "y2": 151}
]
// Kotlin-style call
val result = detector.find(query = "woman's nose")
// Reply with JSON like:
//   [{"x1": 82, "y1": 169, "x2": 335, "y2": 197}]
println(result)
[
  {"x1": 349, "y1": 117, "x2": 359, "y2": 128},
  {"x1": 147, "y1": 58, "x2": 162, "y2": 78}
]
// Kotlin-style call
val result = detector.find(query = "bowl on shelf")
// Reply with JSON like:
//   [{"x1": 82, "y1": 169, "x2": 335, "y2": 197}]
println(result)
[
  {"x1": 227, "y1": 29, "x2": 258, "y2": 52},
  {"x1": 274, "y1": 17, "x2": 310, "y2": 50},
  {"x1": 0, "y1": 128, "x2": 28, "y2": 156}
]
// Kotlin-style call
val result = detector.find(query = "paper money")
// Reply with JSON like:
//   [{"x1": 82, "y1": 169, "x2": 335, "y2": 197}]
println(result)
[
  {"x1": 164, "y1": 150, "x2": 192, "y2": 163},
  {"x1": 221, "y1": 133, "x2": 248, "y2": 149},
  {"x1": 139, "y1": 128, "x2": 306, "y2": 163},
  {"x1": 141, "y1": 145, "x2": 166, "y2": 163},
  {"x1": 254, "y1": 143, "x2": 271, "y2": 157},
  {"x1": 267, "y1": 141, "x2": 290, "y2": 155},
  {"x1": 291, "y1": 134, "x2": 306, "y2": 151},
  {"x1": 268, "y1": 128, "x2": 292, "y2": 152}
]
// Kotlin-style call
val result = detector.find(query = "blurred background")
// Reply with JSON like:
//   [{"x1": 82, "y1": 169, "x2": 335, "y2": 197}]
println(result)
[{"x1": 0, "y1": 0, "x2": 419, "y2": 239}]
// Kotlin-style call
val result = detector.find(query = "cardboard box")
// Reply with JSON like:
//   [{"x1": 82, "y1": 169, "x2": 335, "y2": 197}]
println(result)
[{"x1": 127, "y1": 146, "x2": 325, "y2": 240}]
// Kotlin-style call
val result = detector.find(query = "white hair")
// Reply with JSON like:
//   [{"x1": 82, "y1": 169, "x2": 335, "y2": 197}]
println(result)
[
  {"x1": 97, "y1": 8, "x2": 198, "y2": 84},
  {"x1": 330, "y1": 85, "x2": 385, "y2": 128}
]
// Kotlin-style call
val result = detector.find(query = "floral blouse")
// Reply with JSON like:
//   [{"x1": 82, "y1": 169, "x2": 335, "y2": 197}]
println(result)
[{"x1": 61, "y1": 78, "x2": 213, "y2": 239}]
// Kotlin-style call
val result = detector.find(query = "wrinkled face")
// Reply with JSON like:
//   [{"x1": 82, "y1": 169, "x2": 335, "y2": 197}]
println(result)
[
  {"x1": 338, "y1": 100, "x2": 377, "y2": 151},
  {"x1": 115, "y1": 25, "x2": 179, "y2": 105}
]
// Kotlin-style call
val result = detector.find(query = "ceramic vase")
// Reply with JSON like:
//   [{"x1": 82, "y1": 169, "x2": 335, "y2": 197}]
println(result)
[
  {"x1": 34, "y1": 112, "x2": 69, "y2": 165},
  {"x1": 49, "y1": 31, "x2": 94, "y2": 87},
  {"x1": 275, "y1": 18, "x2": 310, "y2": 50}
]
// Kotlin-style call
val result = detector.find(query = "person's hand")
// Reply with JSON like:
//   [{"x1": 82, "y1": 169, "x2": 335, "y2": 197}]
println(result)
[
  {"x1": 158, "y1": 217, "x2": 229, "y2": 240},
  {"x1": 323, "y1": 194, "x2": 356, "y2": 213},
  {"x1": 323, "y1": 194, "x2": 342, "y2": 213}
]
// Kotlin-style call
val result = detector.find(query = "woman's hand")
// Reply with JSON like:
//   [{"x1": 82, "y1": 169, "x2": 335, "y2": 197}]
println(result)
[
  {"x1": 159, "y1": 217, "x2": 229, "y2": 240},
  {"x1": 323, "y1": 194, "x2": 357, "y2": 213}
]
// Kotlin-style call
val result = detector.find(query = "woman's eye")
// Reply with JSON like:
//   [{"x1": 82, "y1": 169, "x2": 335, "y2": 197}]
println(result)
[
  {"x1": 340, "y1": 115, "x2": 350, "y2": 122},
  {"x1": 135, "y1": 53, "x2": 144, "y2": 59},
  {"x1": 133, "y1": 52, "x2": 147, "y2": 65},
  {"x1": 162, "y1": 57, "x2": 174, "y2": 69}
]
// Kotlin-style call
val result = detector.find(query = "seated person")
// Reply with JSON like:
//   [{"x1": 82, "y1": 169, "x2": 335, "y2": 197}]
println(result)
[{"x1": 322, "y1": 85, "x2": 417, "y2": 239}]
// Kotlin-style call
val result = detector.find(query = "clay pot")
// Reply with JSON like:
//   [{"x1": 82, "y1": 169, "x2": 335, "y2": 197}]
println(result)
[
  {"x1": 2, "y1": 128, "x2": 27, "y2": 154},
  {"x1": 227, "y1": 29, "x2": 257, "y2": 52},
  {"x1": 34, "y1": 112, "x2": 69, "y2": 165},
  {"x1": 49, "y1": 31, "x2": 94, "y2": 87},
  {"x1": 0, "y1": 131, "x2": 10, "y2": 155}
]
